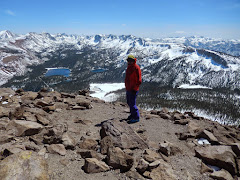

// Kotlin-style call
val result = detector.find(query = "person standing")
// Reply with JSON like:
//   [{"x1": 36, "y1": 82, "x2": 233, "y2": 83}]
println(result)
[{"x1": 125, "y1": 55, "x2": 142, "y2": 124}]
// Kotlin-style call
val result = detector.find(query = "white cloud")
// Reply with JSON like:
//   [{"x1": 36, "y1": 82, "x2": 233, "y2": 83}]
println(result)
[
  {"x1": 5, "y1": 10, "x2": 15, "y2": 16},
  {"x1": 122, "y1": 24, "x2": 127, "y2": 27},
  {"x1": 175, "y1": 31, "x2": 185, "y2": 34}
]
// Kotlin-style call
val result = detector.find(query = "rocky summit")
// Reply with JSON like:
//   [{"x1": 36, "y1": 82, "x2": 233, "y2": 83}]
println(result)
[{"x1": 0, "y1": 87, "x2": 239, "y2": 180}]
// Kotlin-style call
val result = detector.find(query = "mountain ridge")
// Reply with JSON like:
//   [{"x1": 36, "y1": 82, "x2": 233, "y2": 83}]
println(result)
[{"x1": 0, "y1": 30, "x2": 240, "y2": 90}]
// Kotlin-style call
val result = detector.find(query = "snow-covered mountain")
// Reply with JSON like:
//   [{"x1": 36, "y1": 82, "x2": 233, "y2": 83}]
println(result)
[
  {"x1": 0, "y1": 30, "x2": 240, "y2": 89},
  {"x1": 0, "y1": 30, "x2": 16, "y2": 39},
  {"x1": 155, "y1": 36, "x2": 240, "y2": 57}
]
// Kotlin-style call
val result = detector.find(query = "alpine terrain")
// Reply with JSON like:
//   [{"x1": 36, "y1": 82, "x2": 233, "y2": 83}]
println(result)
[
  {"x1": 0, "y1": 30, "x2": 240, "y2": 124},
  {"x1": 0, "y1": 30, "x2": 240, "y2": 180}
]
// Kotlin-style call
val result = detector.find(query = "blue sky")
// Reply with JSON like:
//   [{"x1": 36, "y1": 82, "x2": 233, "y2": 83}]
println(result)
[{"x1": 1, "y1": 0, "x2": 240, "y2": 39}]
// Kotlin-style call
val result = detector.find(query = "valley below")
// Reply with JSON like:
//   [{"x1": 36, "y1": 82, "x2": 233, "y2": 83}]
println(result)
[
  {"x1": 0, "y1": 31, "x2": 240, "y2": 180},
  {"x1": 0, "y1": 30, "x2": 240, "y2": 126}
]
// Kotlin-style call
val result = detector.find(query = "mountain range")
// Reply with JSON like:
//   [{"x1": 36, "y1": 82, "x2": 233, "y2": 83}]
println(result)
[{"x1": 0, "y1": 30, "x2": 240, "y2": 90}]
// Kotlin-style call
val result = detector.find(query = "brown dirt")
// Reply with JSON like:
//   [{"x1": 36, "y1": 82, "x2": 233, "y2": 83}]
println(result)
[
  {"x1": 0, "y1": 89, "x2": 239, "y2": 180},
  {"x1": 2, "y1": 55, "x2": 20, "y2": 64}
]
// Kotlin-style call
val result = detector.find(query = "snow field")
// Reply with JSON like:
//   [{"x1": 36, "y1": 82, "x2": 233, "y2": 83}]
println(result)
[{"x1": 90, "y1": 83, "x2": 125, "y2": 102}]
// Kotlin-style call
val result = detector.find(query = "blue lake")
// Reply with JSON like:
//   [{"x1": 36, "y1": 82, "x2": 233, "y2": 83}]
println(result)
[
  {"x1": 211, "y1": 60, "x2": 227, "y2": 69},
  {"x1": 45, "y1": 68, "x2": 71, "y2": 77}
]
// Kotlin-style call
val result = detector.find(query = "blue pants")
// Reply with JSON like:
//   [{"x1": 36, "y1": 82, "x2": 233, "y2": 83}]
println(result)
[{"x1": 126, "y1": 91, "x2": 140, "y2": 120}]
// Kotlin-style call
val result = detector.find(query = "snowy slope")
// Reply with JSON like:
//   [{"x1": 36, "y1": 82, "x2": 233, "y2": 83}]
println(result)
[
  {"x1": 0, "y1": 30, "x2": 16, "y2": 40},
  {"x1": 155, "y1": 36, "x2": 240, "y2": 57},
  {"x1": 0, "y1": 30, "x2": 240, "y2": 89},
  {"x1": 90, "y1": 83, "x2": 125, "y2": 102}
]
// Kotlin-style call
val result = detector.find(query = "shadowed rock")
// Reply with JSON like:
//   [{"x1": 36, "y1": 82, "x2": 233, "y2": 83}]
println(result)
[
  {"x1": 77, "y1": 150, "x2": 105, "y2": 161},
  {"x1": 76, "y1": 101, "x2": 92, "y2": 109},
  {"x1": 106, "y1": 147, "x2": 134, "y2": 172},
  {"x1": 143, "y1": 149, "x2": 161, "y2": 163},
  {"x1": 210, "y1": 169, "x2": 234, "y2": 180},
  {"x1": 78, "y1": 89, "x2": 89, "y2": 96},
  {"x1": 0, "y1": 134, "x2": 14, "y2": 145},
  {"x1": 136, "y1": 158, "x2": 149, "y2": 174},
  {"x1": 148, "y1": 160, "x2": 161, "y2": 171},
  {"x1": 174, "y1": 119, "x2": 190, "y2": 125},
  {"x1": 79, "y1": 138, "x2": 98, "y2": 150},
  {"x1": 83, "y1": 158, "x2": 110, "y2": 173},
  {"x1": 125, "y1": 170, "x2": 145, "y2": 180},
  {"x1": 0, "y1": 107, "x2": 11, "y2": 118},
  {"x1": 43, "y1": 124, "x2": 67, "y2": 144},
  {"x1": 200, "y1": 161, "x2": 213, "y2": 174},
  {"x1": 100, "y1": 136, "x2": 114, "y2": 155},
  {"x1": 159, "y1": 113, "x2": 172, "y2": 120},
  {"x1": 159, "y1": 141, "x2": 182, "y2": 157},
  {"x1": 9, "y1": 106, "x2": 25, "y2": 120},
  {"x1": 61, "y1": 92, "x2": 76, "y2": 98},
  {"x1": 36, "y1": 114, "x2": 50, "y2": 126},
  {"x1": 196, "y1": 130, "x2": 220, "y2": 145},
  {"x1": 229, "y1": 143, "x2": 240, "y2": 157},
  {"x1": 0, "y1": 144, "x2": 26, "y2": 159}
]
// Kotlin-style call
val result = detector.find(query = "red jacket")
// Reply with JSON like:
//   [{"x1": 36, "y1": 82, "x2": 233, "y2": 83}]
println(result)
[{"x1": 125, "y1": 58, "x2": 142, "y2": 91}]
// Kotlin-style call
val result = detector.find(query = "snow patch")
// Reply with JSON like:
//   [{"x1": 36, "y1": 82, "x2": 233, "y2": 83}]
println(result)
[
  {"x1": 197, "y1": 138, "x2": 210, "y2": 145},
  {"x1": 207, "y1": 165, "x2": 221, "y2": 171},
  {"x1": 178, "y1": 84, "x2": 212, "y2": 89},
  {"x1": 90, "y1": 83, "x2": 125, "y2": 102}
]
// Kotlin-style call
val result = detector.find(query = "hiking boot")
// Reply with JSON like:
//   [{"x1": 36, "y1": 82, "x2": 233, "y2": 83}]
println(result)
[
  {"x1": 127, "y1": 115, "x2": 132, "y2": 120},
  {"x1": 127, "y1": 118, "x2": 139, "y2": 124}
]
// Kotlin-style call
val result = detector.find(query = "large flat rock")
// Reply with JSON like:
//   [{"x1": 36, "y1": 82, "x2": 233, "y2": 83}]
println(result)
[
  {"x1": 195, "y1": 145, "x2": 237, "y2": 175},
  {"x1": 100, "y1": 120, "x2": 148, "y2": 150},
  {"x1": 7, "y1": 120, "x2": 43, "y2": 136}
]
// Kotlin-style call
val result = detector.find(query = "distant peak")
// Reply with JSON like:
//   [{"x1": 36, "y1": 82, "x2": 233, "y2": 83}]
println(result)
[{"x1": 0, "y1": 30, "x2": 16, "y2": 39}]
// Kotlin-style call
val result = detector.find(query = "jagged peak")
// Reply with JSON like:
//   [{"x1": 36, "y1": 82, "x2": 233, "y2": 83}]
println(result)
[{"x1": 0, "y1": 30, "x2": 15, "y2": 39}]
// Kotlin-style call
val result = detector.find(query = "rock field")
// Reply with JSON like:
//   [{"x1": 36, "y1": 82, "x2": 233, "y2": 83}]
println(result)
[{"x1": 0, "y1": 88, "x2": 239, "y2": 180}]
